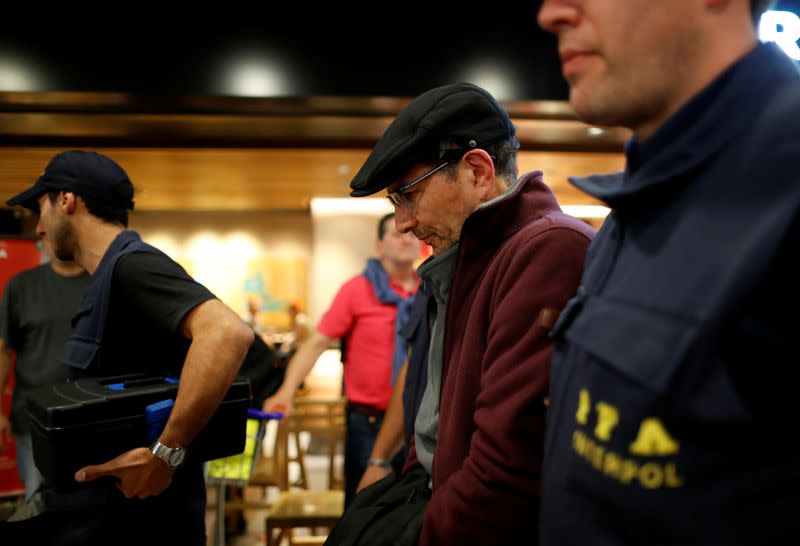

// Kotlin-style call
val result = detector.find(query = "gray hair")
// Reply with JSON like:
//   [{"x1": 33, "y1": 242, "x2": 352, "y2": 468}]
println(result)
[{"x1": 438, "y1": 136, "x2": 520, "y2": 184}]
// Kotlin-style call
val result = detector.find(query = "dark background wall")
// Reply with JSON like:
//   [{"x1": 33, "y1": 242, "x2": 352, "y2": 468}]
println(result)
[
  {"x1": 0, "y1": 0, "x2": 798, "y2": 100},
  {"x1": 0, "y1": 3, "x2": 563, "y2": 100}
]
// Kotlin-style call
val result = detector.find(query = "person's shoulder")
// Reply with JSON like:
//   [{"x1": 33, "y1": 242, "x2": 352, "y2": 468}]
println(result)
[
  {"x1": 549, "y1": 212, "x2": 597, "y2": 240},
  {"x1": 758, "y1": 79, "x2": 800, "y2": 135},
  {"x1": 113, "y1": 250, "x2": 198, "y2": 290},
  {"x1": 8, "y1": 263, "x2": 50, "y2": 286},
  {"x1": 742, "y1": 78, "x2": 800, "y2": 188},
  {"x1": 516, "y1": 211, "x2": 596, "y2": 247},
  {"x1": 497, "y1": 216, "x2": 593, "y2": 272},
  {"x1": 340, "y1": 273, "x2": 372, "y2": 293},
  {"x1": 115, "y1": 249, "x2": 182, "y2": 275},
  {"x1": 326, "y1": 275, "x2": 372, "y2": 311}
]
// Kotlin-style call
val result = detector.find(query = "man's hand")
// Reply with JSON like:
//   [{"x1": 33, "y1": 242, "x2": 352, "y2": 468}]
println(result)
[
  {"x1": 0, "y1": 415, "x2": 12, "y2": 451},
  {"x1": 356, "y1": 464, "x2": 391, "y2": 493},
  {"x1": 75, "y1": 447, "x2": 174, "y2": 499},
  {"x1": 263, "y1": 387, "x2": 295, "y2": 416}
]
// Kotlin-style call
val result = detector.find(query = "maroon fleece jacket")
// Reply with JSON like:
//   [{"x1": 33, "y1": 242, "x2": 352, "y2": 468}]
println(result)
[{"x1": 405, "y1": 171, "x2": 595, "y2": 545}]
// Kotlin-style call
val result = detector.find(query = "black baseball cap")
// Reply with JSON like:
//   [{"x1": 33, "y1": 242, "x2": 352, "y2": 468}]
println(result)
[
  {"x1": 350, "y1": 82, "x2": 515, "y2": 197},
  {"x1": 6, "y1": 150, "x2": 135, "y2": 212}
]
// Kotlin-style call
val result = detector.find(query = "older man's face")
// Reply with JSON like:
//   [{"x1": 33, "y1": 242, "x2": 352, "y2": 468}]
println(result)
[{"x1": 389, "y1": 162, "x2": 474, "y2": 256}]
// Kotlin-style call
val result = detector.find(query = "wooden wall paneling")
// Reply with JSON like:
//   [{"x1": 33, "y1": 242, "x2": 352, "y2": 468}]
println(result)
[{"x1": 0, "y1": 147, "x2": 621, "y2": 212}]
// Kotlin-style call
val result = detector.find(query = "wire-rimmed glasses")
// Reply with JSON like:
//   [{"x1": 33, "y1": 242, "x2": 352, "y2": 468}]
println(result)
[{"x1": 386, "y1": 161, "x2": 449, "y2": 210}]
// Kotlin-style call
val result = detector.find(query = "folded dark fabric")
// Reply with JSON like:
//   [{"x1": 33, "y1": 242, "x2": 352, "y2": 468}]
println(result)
[{"x1": 325, "y1": 466, "x2": 430, "y2": 546}]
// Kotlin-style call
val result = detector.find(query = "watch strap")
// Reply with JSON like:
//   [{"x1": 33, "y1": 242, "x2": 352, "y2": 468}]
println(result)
[
  {"x1": 367, "y1": 457, "x2": 392, "y2": 470},
  {"x1": 150, "y1": 440, "x2": 186, "y2": 468}
]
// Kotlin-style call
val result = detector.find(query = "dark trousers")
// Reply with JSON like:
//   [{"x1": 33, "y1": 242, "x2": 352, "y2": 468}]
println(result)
[
  {"x1": 0, "y1": 464, "x2": 206, "y2": 546},
  {"x1": 344, "y1": 405, "x2": 405, "y2": 507}
]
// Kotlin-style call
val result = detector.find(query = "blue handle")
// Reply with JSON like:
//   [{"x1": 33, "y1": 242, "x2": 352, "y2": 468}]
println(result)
[
  {"x1": 145, "y1": 399, "x2": 174, "y2": 442},
  {"x1": 247, "y1": 408, "x2": 284, "y2": 420},
  {"x1": 107, "y1": 377, "x2": 179, "y2": 391}
]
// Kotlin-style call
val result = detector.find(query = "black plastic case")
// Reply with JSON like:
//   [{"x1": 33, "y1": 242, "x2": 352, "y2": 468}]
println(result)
[{"x1": 25, "y1": 374, "x2": 251, "y2": 490}]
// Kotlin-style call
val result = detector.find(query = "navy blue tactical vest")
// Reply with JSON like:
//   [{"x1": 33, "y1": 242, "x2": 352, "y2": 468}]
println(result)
[{"x1": 61, "y1": 231, "x2": 165, "y2": 375}]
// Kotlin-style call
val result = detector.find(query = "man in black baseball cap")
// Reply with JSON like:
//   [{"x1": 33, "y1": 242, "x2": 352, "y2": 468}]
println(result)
[
  {"x1": 3, "y1": 150, "x2": 254, "y2": 546},
  {"x1": 7, "y1": 150, "x2": 135, "y2": 214},
  {"x1": 326, "y1": 84, "x2": 595, "y2": 546}
]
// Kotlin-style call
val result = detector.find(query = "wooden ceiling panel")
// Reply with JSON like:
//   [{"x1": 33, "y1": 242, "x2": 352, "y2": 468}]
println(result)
[
  {"x1": 0, "y1": 94, "x2": 626, "y2": 214},
  {"x1": 0, "y1": 147, "x2": 621, "y2": 212}
]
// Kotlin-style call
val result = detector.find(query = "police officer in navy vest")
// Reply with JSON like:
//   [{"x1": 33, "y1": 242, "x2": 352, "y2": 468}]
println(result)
[
  {"x1": 3, "y1": 150, "x2": 254, "y2": 546},
  {"x1": 538, "y1": 1, "x2": 800, "y2": 544}
]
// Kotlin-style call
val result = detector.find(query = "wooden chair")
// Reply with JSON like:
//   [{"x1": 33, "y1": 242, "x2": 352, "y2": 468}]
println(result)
[
  {"x1": 265, "y1": 490, "x2": 344, "y2": 546},
  {"x1": 264, "y1": 396, "x2": 346, "y2": 546},
  {"x1": 287, "y1": 397, "x2": 346, "y2": 490},
  {"x1": 251, "y1": 417, "x2": 292, "y2": 493}
]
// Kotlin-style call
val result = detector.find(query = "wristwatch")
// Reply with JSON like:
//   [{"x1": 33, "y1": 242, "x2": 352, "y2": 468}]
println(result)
[
  {"x1": 150, "y1": 440, "x2": 187, "y2": 469},
  {"x1": 367, "y1": 457, "x2": 392, "y2": 471}
]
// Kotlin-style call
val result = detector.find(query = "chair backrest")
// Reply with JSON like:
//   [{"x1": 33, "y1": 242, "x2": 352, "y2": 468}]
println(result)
[
  {"x1": 251, "y1": 417, "x2": 291, "y2": 491},
  {"x1": 251, "y1": 397, "x2": 346, "y2": 491},
  {"x1": 287, "y1": 397, "x2": 346, "y2": 490}
]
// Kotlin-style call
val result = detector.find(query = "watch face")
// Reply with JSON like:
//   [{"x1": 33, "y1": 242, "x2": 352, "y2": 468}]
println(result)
[{"x1": 169, "y1": 448, "x2": 187, "y2": 467}]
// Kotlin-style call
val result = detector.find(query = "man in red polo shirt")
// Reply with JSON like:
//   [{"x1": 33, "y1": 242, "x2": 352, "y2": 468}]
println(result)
[{"x1": 264, "y1": 212, "x2": 421, "y2": 505}]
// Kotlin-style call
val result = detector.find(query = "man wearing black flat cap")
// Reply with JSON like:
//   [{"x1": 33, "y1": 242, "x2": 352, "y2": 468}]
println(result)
[
  {"x1": 326, "y1": 83, "x2": 596, "y2": 546},
  {"x1": 2, "y1": 150, "x2": 254, "y2": 546}
]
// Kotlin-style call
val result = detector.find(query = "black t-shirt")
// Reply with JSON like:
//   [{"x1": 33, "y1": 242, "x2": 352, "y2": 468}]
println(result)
[
  {"x1": 92, "y1": 252, "x2": 215, "y2": 378},
  {"x1": 0, "y1": 264, "x2": 90, "y2": 432}
]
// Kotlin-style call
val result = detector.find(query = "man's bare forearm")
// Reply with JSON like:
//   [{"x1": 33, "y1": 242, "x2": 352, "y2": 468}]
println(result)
[{"x1": 159, "y1": 299, "x2": 254, "y2": 448}]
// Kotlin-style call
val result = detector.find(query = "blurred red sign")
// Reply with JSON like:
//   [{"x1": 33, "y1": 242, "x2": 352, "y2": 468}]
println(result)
[{"x1": 0, "y1": 238, "x2": 41, "y2": 497}]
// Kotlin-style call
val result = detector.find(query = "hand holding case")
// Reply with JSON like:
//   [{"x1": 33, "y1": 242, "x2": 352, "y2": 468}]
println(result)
[{"x1": 25, "y1": 374, "x2": 251, "y2": 490}]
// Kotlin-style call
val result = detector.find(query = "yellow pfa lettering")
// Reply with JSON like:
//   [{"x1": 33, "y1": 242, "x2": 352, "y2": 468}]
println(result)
[
  {"x1": 571, "y1": 428, "x2": 684, "y2": 490},
  {"x1": 602, "y1": 451, "x2": 622, "y2": 480},
  {"x1": 629, "y1": 418, "x2": 680, "y2": 456},
  {"x1": 590, "y1": 442, "x2": 604, "y2": 470},
  {"x1": 571, "y1": 390, "x2": 684, "y2": 489},
  {"x1": 594, "y1": 402, "x2": 619, "y2": 441},
  {"x1": 638, "y1": 463, "x2": 663, "y2": 489},
  {"x1": 573, "y1": 430, "x2": 587, "y2": 456},
  {"x1": 665, "y1": 463, "x2": 684, "y2": 487},
  {"x1": 619, "y1": 459, "x2": 639, "y2": 484},
  {"x1": 576, "y1": 389, "x2": 591, "y2": 425}
]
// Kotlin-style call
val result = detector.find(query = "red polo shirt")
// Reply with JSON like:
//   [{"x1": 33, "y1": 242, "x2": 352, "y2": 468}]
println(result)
[{"x1": 318, "y1": 273, "x2": 419, "y2": 410}]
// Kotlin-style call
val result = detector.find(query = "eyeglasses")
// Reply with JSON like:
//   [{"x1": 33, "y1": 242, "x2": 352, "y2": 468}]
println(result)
[{"x1": 386, "y1": 161, "x2": 449, "y2": 210}]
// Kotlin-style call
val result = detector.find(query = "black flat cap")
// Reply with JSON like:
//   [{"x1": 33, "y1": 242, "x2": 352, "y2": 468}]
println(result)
[{"x1": 350, "y1": 83, "x2": 515, "y2": 197}]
